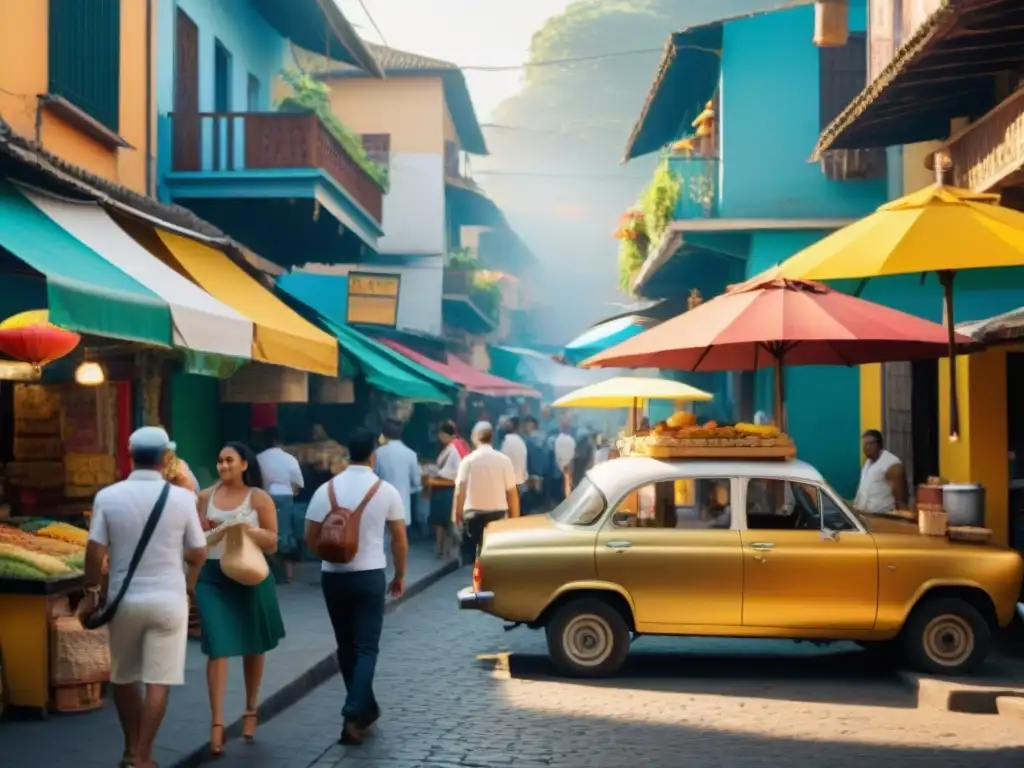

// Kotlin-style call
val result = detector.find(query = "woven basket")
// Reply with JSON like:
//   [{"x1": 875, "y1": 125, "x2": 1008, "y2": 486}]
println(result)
[
  {"x1": 51, "y1": 681, "x2": 103, "y2": 713},
  {"x1": 918, "y1": 508, "x2": 948, "y2": 537},
  {"x1": 49, "y1": 615, "x2": 110, "y2": 686},
  {"x1": 948, "y1": 526, "x2": 992, "y2": 544}
]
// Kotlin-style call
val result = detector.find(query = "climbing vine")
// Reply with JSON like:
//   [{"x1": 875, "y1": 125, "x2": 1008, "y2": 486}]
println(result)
[
  {"x1": 613, "y1": 158, "x2": 680, "y2": 294},
  {"x1": 277, "y1": 69, "x2": 389, "y2": 189}
]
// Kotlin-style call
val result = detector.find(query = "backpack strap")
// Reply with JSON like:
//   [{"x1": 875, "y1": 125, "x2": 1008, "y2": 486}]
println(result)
[
  {"x1": 355, "y1": 479, "x2": 383, "y2": 514},
  {"x1": 327, "y1": 477, "x2": 339, "y2": 511}
]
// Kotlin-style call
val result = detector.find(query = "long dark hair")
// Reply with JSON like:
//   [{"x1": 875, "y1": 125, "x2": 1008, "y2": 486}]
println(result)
[{"x1": 223, "y1": 441, "x2": 264, "y2": 489}]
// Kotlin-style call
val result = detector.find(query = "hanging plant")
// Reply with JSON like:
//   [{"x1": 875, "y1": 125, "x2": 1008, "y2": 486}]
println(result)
[
  {"x1": 277, "y1": 69, "x2": 389, "y2": 190},
  {"x1": 470, "y1": 272, "x2": 502, "y2": 319},
  {"x1": 641, "y1": 160, "x2": 680, "y2": 245},
  {"x1": 444, "y1": 247, "x2": 477, "y2": 268},
  {"x1": 617, "y1": 229, "x2": 649, "y2": 293}
]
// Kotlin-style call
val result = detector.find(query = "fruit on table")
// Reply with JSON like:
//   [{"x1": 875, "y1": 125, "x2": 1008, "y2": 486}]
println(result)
[
  {"x1": 666, "y1": 411, "x2": 697, "y2": 429},
  {"x1": 36, "y1": 522, "x2": 88, "y2": 546},
  {"x1": 0, "y1": 541, "x2": 73, "y2": 575},
  {"x1": 735, "y1": 422, "x2": 781, "y2": 437},
  {"x1": 63, "y1": 551, "x2": 86, "y2": 571},
  {"x1": 0, "y1": 556, "x2": 49, "y2": 579},
  {"x1": 0, "y1": 525, "x2": 83, "y2": 555}
]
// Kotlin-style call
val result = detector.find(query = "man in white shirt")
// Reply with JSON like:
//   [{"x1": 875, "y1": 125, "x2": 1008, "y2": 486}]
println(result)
[
  {"x1": 304, "y1": 428, "x2": 408, "y2": 746},
  {"x1": 257, "y1": 427, "x2": 304, "y2": 582},
  {"x1": 854, "y1": 429, "x2": 908, "y2": 514},
  {"x1": 553, "y1": 422, "x2": 577, "y2": 502},
  {"x1": 82, "y1": 427, "x2": 207, "y2": 768},
  {"x1": 500, "y1": 417, "x2": 529, "y2": 491},
  {"x1": 373, "y1": 419, "x2": 422, "y2": 532},
  {"x1": 454, "y1": 421, "x2": 520, "y2": 563}
]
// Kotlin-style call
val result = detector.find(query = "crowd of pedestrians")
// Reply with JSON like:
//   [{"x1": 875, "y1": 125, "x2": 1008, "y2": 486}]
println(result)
[{"x1": 81, "y1": 409, "x2": 603, "y2": 765}]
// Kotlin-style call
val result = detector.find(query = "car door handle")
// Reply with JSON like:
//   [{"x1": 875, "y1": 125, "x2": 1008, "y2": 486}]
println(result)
[
  {"x1": 606, "y1": 540, "x2": 632, "y2": 551},
  {"x1": 749, "y1": 542, "x2": 774, "y2": 551}
]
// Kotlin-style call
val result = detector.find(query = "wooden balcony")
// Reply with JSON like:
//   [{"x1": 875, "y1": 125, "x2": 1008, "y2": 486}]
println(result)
[
  {"x1": 171, "y1": 111, "x2": 383, "y2": 224},
  {"x1": 942, "y1": 87, "x2": 1024, "y2": 193}
]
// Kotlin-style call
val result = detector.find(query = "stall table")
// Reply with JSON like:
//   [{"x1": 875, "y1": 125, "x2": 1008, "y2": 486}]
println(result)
[{"x1": 0, "y1": 573, "x2": 84, "y2": 715}]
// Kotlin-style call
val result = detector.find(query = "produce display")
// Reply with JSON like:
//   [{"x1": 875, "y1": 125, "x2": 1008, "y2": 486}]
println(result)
[
  {"x1": 620, "y1": 413, "x2": 796, "y2": 459},
  {"x1": 0, "y1": 520, "x2": 87, "y2": 579}
]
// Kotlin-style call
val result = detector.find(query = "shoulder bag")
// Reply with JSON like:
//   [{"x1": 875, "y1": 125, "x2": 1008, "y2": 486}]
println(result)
[
  {"x1": 82, "y1": 482, "x2": 171, "y2": 630},
  {"x1": 317, "y1": 478, "x2": 382, "y2": 564}
]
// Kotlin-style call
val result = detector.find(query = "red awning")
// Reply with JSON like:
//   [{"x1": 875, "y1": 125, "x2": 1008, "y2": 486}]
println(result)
[{"x1": 379, "y1": 339, "x2": 540, "y2": 398}]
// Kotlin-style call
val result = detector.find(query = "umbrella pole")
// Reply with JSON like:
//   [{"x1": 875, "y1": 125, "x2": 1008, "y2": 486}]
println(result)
[
  {"x1": 939, "y1": 270, "x2": 961, "y2": 441},
  {"x1": 773, "y1": 354, "x2": 787, "y2": 433},
  {"x1": 632, "y1": 397, "x2": 638, "y2": 434}
]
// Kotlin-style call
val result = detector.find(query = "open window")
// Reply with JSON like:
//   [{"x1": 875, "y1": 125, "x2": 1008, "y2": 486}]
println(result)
[
  {"x1": 610, "y1": 477, "x2": 734, "y2": 530},
  {"x1": 744, "y1": 478, "x2": 857, "y2": 532}
]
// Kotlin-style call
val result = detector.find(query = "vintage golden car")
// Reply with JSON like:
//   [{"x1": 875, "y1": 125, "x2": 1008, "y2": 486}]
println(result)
[{"x1": 458, "y1": 457, "x2": 1024, "y2": 678}]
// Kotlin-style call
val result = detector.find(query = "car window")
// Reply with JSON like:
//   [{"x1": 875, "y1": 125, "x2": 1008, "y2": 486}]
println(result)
[
  {"x1": 549, "y1": 478, "x2": 606, "y2": 526},
  {"x1": 610, "y1": 478, "x2": 733, "y2": 529},
  {"x1": 744, "y1": 479, "x2": 855, "y2": 532}
]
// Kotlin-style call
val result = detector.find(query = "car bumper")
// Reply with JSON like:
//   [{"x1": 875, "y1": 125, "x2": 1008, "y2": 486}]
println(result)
[{"x1": 458, "y1": 586, "x2": 494, "y2": 611}]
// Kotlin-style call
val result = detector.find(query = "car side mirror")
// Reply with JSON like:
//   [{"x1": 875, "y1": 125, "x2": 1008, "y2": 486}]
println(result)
[{"x1": 822, "y1": 527, "x2": 840, "y2": 542}]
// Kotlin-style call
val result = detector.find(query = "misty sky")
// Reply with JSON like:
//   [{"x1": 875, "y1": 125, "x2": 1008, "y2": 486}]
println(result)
[{"x1": 335, "y1": 0, "x2": 574, "y2": 119}]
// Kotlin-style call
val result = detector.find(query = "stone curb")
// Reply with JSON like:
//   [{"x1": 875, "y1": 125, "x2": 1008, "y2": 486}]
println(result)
[
  {"x1": 896, "y1": 669, "x2": 1024, "y2": 714},
  {"x1": 170, "y1": 557, "x2": 461, "y2": 767}
]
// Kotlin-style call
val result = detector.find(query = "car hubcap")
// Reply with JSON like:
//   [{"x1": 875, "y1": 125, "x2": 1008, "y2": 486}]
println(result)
[
  {"x1": 922, "y1": 614, "x2": 974, "y2": 667},
  {"x1": 563, "y1": 614, "x2": 614, "y2": 667}
]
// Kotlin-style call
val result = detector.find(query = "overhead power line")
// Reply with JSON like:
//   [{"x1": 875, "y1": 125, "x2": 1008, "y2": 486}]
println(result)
[
  {"x1": 356, "y1": 0, "x2": 388, "y2": 47},
  {"x1": 458, "y1": 44, "x2": 717, "y2": 72}
]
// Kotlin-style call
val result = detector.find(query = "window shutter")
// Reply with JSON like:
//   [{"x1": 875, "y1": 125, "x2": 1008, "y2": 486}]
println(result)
[{"x1": 48, "y1": 0, "x2": 121, "y2": 132}]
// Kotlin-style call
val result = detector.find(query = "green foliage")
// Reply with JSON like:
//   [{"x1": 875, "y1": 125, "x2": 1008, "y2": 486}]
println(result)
[
  {"x1": 617, "y1": 235, "x2": 647, "y2": 293},
  {"x1": 470, "y1": 273, "x2": 502, "y2": 319},
  {"x1": 444, "y1": 247, "x2": 477, "y2": 268},
  {"x1": 640, "y1": 159, "x2": 680, "y2": 243},
  {"x1": 277, "y1": 69, "x2": 389, "y2": 189}
]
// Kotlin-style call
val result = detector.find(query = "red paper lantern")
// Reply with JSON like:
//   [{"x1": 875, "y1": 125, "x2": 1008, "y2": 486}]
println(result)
[{"x1": 0, "y1": 326, "x2": 81, "y2": 366}]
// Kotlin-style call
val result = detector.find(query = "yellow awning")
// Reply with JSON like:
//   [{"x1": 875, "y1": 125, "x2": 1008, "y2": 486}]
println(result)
[{"x1": 155, "y1": 230, "x2": 338, "y2": 376}]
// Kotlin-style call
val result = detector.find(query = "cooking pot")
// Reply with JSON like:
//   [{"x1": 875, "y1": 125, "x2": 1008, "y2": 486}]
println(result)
[{"x1": 942, "y1": 483, "x2": 985, "y2": 528}]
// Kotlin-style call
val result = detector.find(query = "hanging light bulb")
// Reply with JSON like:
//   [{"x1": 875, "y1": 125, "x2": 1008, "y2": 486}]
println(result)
[{"x1": 74, "y1": 361, "x2": 105, "y2": 386}]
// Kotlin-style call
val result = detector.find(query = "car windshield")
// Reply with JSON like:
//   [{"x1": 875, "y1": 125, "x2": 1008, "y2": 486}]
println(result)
[{"x1": 548, "y1": 478, "x2": 606, "y2": 526}]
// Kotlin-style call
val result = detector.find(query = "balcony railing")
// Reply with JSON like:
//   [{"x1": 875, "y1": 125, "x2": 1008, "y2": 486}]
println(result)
[
  {"x1": 171, "y1": 111, "x2": 383, "y2": 224},
  {"x1": 442, "y1": 268, "x2": 499, "y2": 323},
  {"x1": 665, "y1": 155, "x2": 720, "y2": 218},
  {"x1": 943, "y1": 88, "x2": 1024, "y2": 193}
]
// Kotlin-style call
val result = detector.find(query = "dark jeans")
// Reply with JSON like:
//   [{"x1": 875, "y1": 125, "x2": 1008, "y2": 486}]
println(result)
[
  {"x1": 461, "y1": 510, "x2": 506, "y2": 564},
  {"x1": 321, "y1": 569, "x2": 386, "y2": 722}
]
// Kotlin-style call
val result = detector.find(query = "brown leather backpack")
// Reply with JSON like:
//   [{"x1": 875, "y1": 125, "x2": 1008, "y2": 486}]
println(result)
[{"x1": 317, "y1": 478, "x2": 383, "y2": 564}]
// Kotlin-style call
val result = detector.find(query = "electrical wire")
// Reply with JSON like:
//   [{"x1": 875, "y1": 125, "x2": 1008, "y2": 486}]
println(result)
[
  {"x1": 356, "y1": 0, "x2": 388, "y2": 47},
  {"x1": 458, "y1": 44, "x2": 718, "y2": 72}
]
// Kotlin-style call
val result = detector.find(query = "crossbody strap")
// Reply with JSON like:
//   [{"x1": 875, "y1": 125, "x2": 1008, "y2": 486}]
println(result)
[{"x1": 102, "y1": 482, "x2": 171, "y2": 615}]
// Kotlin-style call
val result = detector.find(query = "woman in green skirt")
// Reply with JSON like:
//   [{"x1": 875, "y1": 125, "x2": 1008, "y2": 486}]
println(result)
[{"x1": 196, "y1": 442, "x2": 285, "y2": 756}]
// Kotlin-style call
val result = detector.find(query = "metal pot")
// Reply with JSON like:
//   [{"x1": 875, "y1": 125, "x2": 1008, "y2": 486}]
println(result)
[{"x1": 942, "y1": 483, "x2": 985, "y2": 528}]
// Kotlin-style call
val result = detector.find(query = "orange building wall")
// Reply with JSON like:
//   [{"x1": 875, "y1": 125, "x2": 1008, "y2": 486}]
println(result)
[
  {"x1": 0, "y1": 0, "x2": 153, "y2": 194},
  {"x1": 326, "y1": 76, "x2": 446, "y2": 155}
]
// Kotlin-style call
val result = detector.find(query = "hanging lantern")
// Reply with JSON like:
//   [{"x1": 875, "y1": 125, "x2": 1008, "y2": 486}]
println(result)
[
  {"x1": 0, "y1": 326, "x2": 80, "y2": 366},
  {"x1": 74, "y1": 361, "x2": 105, "y2": 386},
  {"x1": 814, "y1": 0, "x2": 849, "y2": 47},
  {"x1": 0, "y1": 309, "x2": 51, "y2": 330}
]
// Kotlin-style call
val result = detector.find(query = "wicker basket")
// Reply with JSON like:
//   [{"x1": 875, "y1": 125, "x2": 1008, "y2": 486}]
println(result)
[
  {"x1": 918, "y1": 508, "x2": 948, "y2": 537},
  {"x1": 51, "y1": 681, "x2": 104, "y2": 713},
  {"x1": 49, "y1": 616, "x2": 110, "y2": 686},
  {"x1": 948, "y1": 526, "x2": 992, "y2": 544}
]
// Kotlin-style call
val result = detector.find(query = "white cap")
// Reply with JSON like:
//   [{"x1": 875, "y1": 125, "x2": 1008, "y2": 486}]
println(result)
[{"x1": 128, "y1": 426, "x2": 175, "y2": 453}]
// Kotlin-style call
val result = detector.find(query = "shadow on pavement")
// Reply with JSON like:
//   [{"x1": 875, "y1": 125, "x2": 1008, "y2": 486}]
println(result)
[{"x1": 495, "y1": 646, "x2": 915, "y2": 709}]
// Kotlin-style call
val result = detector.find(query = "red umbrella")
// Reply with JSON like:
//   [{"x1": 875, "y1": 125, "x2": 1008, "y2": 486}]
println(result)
[{"x1": 582, "y1": 278, "x2": 978, "y2": 428}]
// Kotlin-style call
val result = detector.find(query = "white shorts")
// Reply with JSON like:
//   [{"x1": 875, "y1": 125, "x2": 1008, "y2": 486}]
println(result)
[{"x1": 108, "y1": 598, "x2": 189, "y2": 686}]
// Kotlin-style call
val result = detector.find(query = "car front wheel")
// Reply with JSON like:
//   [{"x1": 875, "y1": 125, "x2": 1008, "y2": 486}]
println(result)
[
  {"x1": 902, "y1": 597, "x2": 991, "y2": 676},
  {"x1": 545, "y1": 597, "x2": 630, "y2": 678}
]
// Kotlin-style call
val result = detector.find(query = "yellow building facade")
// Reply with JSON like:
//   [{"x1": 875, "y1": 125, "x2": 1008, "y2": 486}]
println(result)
[{"x1": 0, "y1": 0, "x2": 154, "y2": 194}]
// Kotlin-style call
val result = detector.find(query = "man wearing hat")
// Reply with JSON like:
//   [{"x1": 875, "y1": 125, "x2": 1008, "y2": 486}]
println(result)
[
  {"x1": 453, "y1": 421, "x2": 520, "y2": 563},
  {"x1": 82, "y1": 426, "x2": 208, "y2": 768}
]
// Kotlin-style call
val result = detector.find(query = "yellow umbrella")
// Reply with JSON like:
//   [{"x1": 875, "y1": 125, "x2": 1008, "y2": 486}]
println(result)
[
  {"x1": 552, "y1": 376, "x2": 713, "y2": 432},
  {"x1": 769, "y1": 183, "x2": 1024, "y2": 439}
]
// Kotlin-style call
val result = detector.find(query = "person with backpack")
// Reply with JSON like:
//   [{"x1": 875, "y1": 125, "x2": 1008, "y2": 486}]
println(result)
[{"x1": 304, "y1": 428, "x2": 408, "y2": 746}]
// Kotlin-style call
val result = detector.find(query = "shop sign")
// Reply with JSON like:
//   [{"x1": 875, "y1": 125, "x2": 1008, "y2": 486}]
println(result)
[{"x1": 347, "y1": 272, "x2": 400, "y2": 327}]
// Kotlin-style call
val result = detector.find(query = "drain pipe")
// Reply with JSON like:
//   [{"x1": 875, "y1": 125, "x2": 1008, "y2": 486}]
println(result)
[{"x1": 144, "y1": 0, "x2": 154, "y2": 196}]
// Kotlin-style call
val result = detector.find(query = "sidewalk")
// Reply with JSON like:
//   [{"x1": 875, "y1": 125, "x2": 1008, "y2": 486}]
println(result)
[{"x1": 0, "y1": 538, "x2": 457, "y2": 768}]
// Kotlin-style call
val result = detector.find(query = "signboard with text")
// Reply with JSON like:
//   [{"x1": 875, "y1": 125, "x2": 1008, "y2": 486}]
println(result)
[{"x1": 347, "y1": 272, "x2": 400, "y2": 327}]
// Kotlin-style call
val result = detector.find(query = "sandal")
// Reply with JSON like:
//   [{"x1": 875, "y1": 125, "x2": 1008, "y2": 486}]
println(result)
[
  {"x1": 209, "y1": 723, "x2": 225, "y2": 756},
  {"x1": 242, "y1": 710, "x2": 258, "y2": 742}
]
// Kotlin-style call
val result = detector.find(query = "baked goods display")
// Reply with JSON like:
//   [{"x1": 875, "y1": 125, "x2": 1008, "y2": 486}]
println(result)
[{"x1": 619, "y1": 414, "x2": 796, "y2": 459}]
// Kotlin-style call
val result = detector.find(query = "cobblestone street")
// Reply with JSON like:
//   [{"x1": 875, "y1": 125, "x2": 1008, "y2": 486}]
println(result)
[{"x1": 197, "y1": 569, "x2": 1024, "y2": 768}]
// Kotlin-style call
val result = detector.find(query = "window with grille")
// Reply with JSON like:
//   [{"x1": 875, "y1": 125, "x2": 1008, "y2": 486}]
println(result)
[{"x1": 48, "y1": 0, "x2": 121, "y2": 132}]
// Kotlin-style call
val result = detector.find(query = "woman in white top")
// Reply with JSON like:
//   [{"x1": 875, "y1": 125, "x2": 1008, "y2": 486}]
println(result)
[
  {"x1": 195, "y1": 442, "x2": 285, "y2": 756},
  {"x1": 425, "y1": 421, "x2": 467, "y2": 559}
]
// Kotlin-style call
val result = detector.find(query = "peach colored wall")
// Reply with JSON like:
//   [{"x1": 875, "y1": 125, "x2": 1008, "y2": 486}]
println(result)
[
  {"x1": 325, "y1": 75, "x2": 445, "y2": 154},
  {"x1": 0, "y1": 0, "x2": 153, "y2": 193}
]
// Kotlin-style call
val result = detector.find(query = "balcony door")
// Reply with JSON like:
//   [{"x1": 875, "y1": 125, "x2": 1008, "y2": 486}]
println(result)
[{"x1": 173, "y1": 9, "x2": 199, "y2": 171}]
